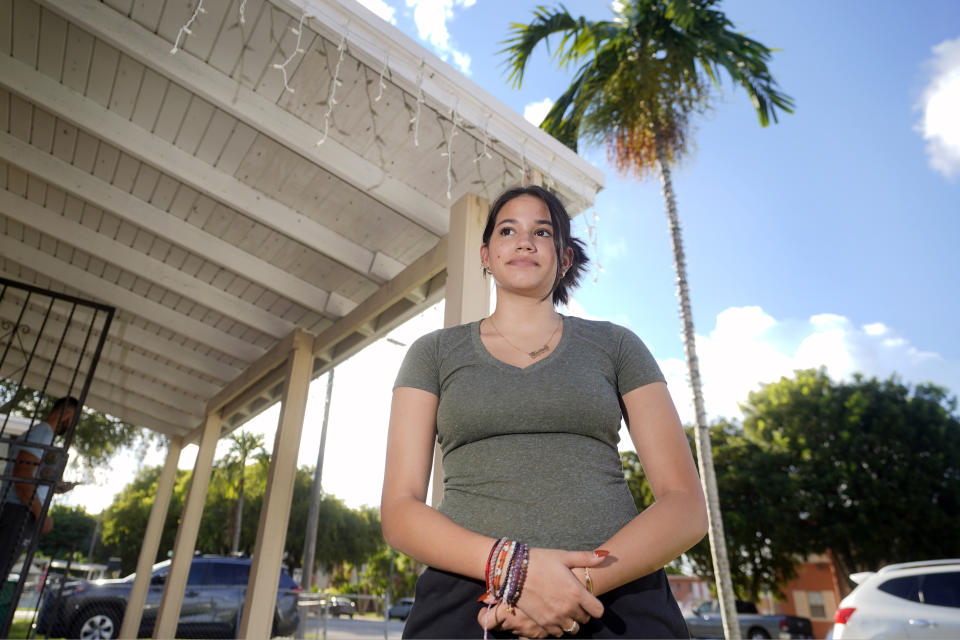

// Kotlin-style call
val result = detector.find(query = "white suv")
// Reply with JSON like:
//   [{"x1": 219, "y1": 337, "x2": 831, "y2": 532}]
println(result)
[{"x1": 832, "y1": 559, "x2": 960, "y2": 639}]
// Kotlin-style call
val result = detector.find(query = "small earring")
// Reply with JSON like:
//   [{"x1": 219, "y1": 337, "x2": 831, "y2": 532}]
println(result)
[{"x1": 481, "y1": 265, "x2": 490, "y2": 276}]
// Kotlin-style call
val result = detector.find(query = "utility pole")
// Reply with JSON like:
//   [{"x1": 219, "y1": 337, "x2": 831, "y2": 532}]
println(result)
[{"x1": 302, "y1": 369, "x2": 334, "y2": 590}]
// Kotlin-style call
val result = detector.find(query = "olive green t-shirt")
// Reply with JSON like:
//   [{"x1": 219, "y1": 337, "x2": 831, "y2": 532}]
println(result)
[{"x1": 393, "y1": 315, "x2": 665, "y2": 550}]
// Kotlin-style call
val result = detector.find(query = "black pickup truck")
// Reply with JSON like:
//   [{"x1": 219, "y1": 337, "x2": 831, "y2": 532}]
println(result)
[{"x1": 685, "y1": 599, "x2": 814, "y2": 639}]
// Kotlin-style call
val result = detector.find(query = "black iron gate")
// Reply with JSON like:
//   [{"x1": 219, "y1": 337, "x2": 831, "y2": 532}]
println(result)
[{"x1": 0, "y1": 276, "x2": 114, "y2": 637}]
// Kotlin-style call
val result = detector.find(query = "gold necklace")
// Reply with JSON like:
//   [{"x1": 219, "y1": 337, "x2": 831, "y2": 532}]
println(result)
[{"x1": 487, "y1": 314, "x2": 562, "y2": 359}]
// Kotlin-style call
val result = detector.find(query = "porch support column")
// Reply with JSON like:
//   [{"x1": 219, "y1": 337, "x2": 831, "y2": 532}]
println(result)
[
  {"x1": 433, "y1": 192, "x2": 490, "y2": 506},
  {"x1": 153, "y1": 413, "x2": 220, "y2": 639},
  {"x1": 120, "y1": 435, "x2": 183, "y2": 639},
  {"x1": 238, "y1": 329, "x2": 314, "y2": 639}
]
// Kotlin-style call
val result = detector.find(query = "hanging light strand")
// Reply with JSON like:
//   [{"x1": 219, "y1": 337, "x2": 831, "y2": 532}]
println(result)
[
  {"x1": 273, "y1": 13, "x2": 309, "y2": 93},
  {"x1": 316, "y1": 30, "x2": 348, "y2": 146},
  {"x1": 375, "y1": 53, "x2": 390, "y2": 102},
  {"x1": 239, "y1": 0, "x2": 248, "y2": 24},
  {"x1": 441, "y1": 103, "x2": 461, "y2": 200},
  {"x1": 474, "y1": 113, "x2": 493, "y2": 163},
  {"x1": 411, "y1": 59, "x2": 425, "y2": 147},
  {"x1": 170, "y1": 0, "x2": 206, "y2": 54}
]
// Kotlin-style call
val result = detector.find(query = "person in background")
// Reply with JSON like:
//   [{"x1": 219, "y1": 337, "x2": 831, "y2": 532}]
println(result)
[{"x1": 0, "y1": 396, "x2": 78, "y2": 582}]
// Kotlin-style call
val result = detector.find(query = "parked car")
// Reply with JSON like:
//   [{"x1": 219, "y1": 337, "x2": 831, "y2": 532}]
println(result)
[
  {"x1": 34, "y1": 555, "x2": 300, "y2": 639},
  {"x1": 832, "y1": 559, "x2": 960, "y2": 639},
  {"x1": 388, "y1": 597, "x2": 415, "y2": 620},
  {"x1": 324, "y1": 595, "x2": 356, "y2": 618},
  {"x1": 685, "y1": 599, "x2": 813, "y2": 639}
]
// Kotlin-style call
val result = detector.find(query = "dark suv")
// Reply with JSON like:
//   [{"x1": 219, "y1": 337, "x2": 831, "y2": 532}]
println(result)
[{"x1": 35, "y1": 555, "x2": 300, "y2": 639}]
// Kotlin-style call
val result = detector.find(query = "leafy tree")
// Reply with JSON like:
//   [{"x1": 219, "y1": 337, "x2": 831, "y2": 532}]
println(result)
[
  {"x1": 37, "y1": 504, "x2": 98, "y2": 560},
  {"x1": 679, "y1": 421, "x2": 807, "y2": 601},
  {"x1": 100, "y1": 466, "x2": 188, "y2": 572},
  {"x1": 216, "y1": 430, "x2": 266, "y2": 553},
  {"x1": 502, "y1": 2, "x2": 793, "y2": 630},
  {"x1": 0, "y1": 380, "x2": 159, "y2": 476},
  {"x1": 741, "y1": 369, "x2": 960, "y2": 586}
]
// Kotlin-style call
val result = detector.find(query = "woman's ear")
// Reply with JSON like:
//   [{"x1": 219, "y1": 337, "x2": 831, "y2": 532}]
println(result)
[
  {"x1": 562, "y1": 246, "x2": 574, "y2": 271},
  {"x1": 479, "y1": 244, "x2": 490, "y2": 269}
]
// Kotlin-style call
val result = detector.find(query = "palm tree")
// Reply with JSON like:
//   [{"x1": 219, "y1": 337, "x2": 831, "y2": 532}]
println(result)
[
  {"x1": 221, "y1": 430, "x2": 266, "y2": 554},
  {"x1": 502, "y1": 2, "x2": 793, "y2": 637}
]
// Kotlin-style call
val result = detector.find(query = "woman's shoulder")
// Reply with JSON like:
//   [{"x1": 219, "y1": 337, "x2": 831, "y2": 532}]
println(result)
[
  {"x1": 565, "y1": 315, "x2": 637, "y2": 339},
  {"x1": 407, "y1": 321, "x2": 476, "y2": 350}
]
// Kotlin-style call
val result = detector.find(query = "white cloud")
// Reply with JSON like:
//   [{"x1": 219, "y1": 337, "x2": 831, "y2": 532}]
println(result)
[
  {"x1": 660, "y1": 306, "x2": 957, "y2": 427},
  {"x1": 523, "y1": 98, "x2": 554, "y2": 126},
  {"x1": 406, "y1": 0, "x2": 473, "y2": 74},
  {"x1": 917, "y1": 36, "x2": 960, "y2": 179},
  {"x1": 355, "y1": 0, "x2": 397, "y2": 24}
]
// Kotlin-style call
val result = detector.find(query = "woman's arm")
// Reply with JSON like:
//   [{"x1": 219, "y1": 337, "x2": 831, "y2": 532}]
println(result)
[
  {"x1": 381, "y1": 387, "x2": 604, "y2": 636},
  {"x1": 381, "y1": 386, "x2": 493, "y2": 577},
  {"x1": 576, "y1": 381, "x2": 708, "y2": 595}
]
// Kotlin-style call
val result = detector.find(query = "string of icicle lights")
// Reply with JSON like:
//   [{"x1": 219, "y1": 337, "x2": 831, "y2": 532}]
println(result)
[{"x1": 167, "y1": 1, "x2": 565, "y2": 205}]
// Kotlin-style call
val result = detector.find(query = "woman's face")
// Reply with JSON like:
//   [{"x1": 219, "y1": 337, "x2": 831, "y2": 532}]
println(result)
[{"x1": 481, "y1": 194, "x2": 569, "y2": 299}]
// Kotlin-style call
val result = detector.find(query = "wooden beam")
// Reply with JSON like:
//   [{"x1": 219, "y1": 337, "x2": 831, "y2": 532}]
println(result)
[
  {"x1": 0, "y1": 233, "x2": 265, "y2": 362},
  {"x1": 0, "y1": 131, "x2": 333, "y2": 319},
  {"x1": 0, "y1": 187, "x2": 295, "y2": 339},
  {"x1": 0, "y1": 53, "x2": 382, "y2": 281},
  {"x1": 219, "y1": 363, "x2": 287, "y2": 428},
  {"x1": 154, "y1": 411, "x2": 220, "y2": 638},
  {"x1": 204, "y1": 329, "x2": 308, "y2": 416},
  {"x1": 313, "y1": 237, "x2": 447, "y2": 357},
  {"x1": 0, "y1": 295, "x2": 221, "y2": 397},
  {"x1": 239, "y1": 333, "x2": 313, "y2": 639},
  {"x1": 0, "y1": 332, "x2": 205, "y2": 416},
  {"x1": 0, "y1": 271, "x2": 242, "y2": 383},
  {"x1": 36, "y1": 0, "x2": 449, "y2": 237},
  {"x1": 11, "y1": 368, "x2": 187, "y2": 436},
  {"x1": 121, "y1": 435, "x2": 182, "y2": 639}
]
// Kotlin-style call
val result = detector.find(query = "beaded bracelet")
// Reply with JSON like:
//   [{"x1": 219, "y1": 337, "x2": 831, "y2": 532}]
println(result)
[{"x1": 480, "y1": 537, "x2": 530, "y2": 609}]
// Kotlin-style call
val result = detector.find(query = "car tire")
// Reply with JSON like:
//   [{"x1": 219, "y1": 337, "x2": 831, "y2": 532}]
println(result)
[
  {"x1": 747, "y1": 628, "x2": 770, "y2": 639},
  {"x1": 71, "y1": 606, "x2": 120, "y2": 640}
]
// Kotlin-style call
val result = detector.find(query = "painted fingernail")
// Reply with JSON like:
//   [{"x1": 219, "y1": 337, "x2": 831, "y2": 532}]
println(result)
[{"x1": 594, "y1": 549, "x2": 610, "y2": 558}]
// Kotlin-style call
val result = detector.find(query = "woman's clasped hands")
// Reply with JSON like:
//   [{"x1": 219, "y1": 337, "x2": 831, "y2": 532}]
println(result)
[{"x1": 477, "y1": 548, "x2": 608, "y2": 638}]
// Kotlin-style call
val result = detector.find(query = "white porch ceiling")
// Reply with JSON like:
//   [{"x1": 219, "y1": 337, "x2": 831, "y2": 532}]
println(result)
[{"x1": 0, "y1": 0, "x2": 603, "y2": 440}]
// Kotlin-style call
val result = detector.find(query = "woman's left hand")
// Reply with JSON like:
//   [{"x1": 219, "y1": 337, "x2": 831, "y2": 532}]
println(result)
[{"x1": 477, "y1": 600, "x2": 551, "y2": 638}]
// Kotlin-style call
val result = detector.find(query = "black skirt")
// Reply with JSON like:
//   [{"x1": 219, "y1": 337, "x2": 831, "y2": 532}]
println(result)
[{"x1": 402, "y1": 567, "x2": 690, "y2": 639}]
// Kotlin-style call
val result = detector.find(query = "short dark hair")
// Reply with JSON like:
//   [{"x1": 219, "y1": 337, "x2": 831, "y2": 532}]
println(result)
[
  {"x1": 51, "y1": 396, "x2": 80, "y2": 414},
  {"x1": 482, "y1": 185, "x2": 590, "y2": 306}
]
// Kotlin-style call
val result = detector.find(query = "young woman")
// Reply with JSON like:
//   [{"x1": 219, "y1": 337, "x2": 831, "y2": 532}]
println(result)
[{"x1": 381, "y1": 186, "x2": 707, "y2": 638}]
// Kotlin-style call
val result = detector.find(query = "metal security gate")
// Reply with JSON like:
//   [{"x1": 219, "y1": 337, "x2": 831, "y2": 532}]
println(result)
[{"x1": 0, "y1": 276, "x2": 113, "y2": 637}]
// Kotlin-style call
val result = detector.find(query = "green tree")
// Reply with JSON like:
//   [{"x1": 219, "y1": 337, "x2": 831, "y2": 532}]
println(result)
[
  {"x1": 502, "y1": 1, "x2": 793, "y2": 631},
  {"x1": 37, "y1": 504, "x2": 98, "y2": 560},
  {"x1": 217, "y1": 430, "x2": 266, "y2": 553},
  {"x1": 741, "y1": 369, "x2": 960, "y2": 587},
  {"x1": 680, "y1": 421, "x2": 808, "y2": 601},
  {"x1": 100, "y1": 466, "x2": 188, "y2": 573},
  {"x1": 0, "y1": 380, "x2": 158, "y2": 475}
]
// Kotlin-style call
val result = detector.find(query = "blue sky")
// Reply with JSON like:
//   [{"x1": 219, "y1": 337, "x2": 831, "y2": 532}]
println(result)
[{"x1": 66, "y1": 0, "x2": 960, "y2": 512}]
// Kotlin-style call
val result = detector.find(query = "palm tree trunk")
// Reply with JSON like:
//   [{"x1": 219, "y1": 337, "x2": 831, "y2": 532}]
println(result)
[
  {"x1": 655, "y1": 136, "x2": 740, "y2": 640},
  {"x1": 231, "y1": 475, "x2": 244, "y2": 554}
]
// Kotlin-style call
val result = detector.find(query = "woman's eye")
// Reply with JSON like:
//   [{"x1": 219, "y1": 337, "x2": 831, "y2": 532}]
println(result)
[
  {"x1": 535, "y1": 229, "x2": 552, "y2": 237},
  {"x1": 498, "y1": 228, "x2": 514, "y2": 236}
]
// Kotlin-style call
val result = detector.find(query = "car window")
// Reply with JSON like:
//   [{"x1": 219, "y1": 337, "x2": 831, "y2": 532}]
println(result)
[
  {"x1": 878, "y1": 575, "x2": 920, "y2": 601},
  {"x1": 187, "y1": 561, "x2": 211, "y2": 586},
  {"x1": 208, "y1": 561, "x2": 250, "y2": 586},
  {"x1": 920, "y1": 572, "x2": 960, "y2": 608}
]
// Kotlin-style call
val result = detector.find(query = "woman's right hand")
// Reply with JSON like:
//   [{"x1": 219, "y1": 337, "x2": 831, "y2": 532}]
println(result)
[{"x1": 510, "y1": 548, "x2": 606, "y2": 637}]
